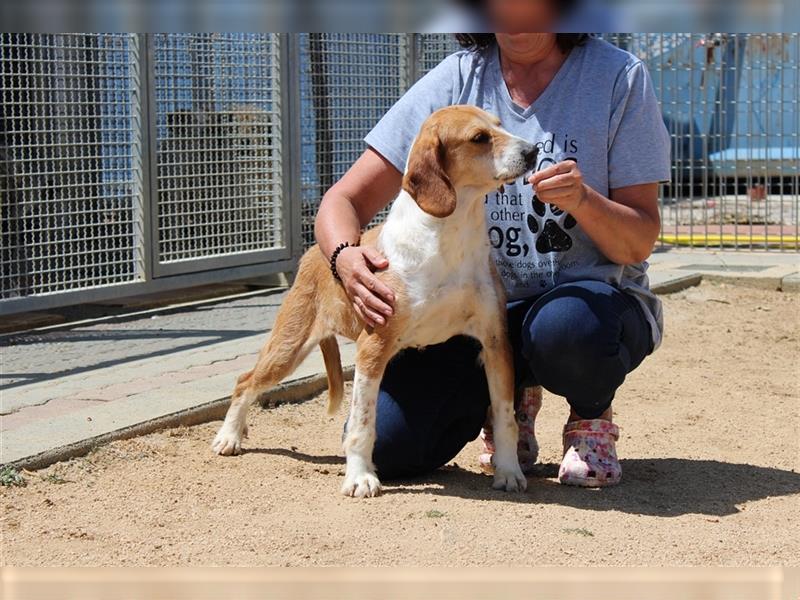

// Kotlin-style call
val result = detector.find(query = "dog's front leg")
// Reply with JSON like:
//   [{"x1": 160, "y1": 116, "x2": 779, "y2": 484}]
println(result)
[
  {"x1": 479, "y1": 330, "x2": 527, "y2": 492},
  {"x1": 340, "y1": 334, "x2": 391, "y2": 498}
]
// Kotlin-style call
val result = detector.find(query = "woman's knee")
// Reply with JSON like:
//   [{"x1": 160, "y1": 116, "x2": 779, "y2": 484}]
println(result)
[
  {"x1": 372, "y1": 387, "x2": 487, "y2": 479},
  {"x1": 371, "y1": 336, "x2": 490, "y2": 479},
  {"x1": 520, "y1": 283, "x2": 636, "y2": 395}
]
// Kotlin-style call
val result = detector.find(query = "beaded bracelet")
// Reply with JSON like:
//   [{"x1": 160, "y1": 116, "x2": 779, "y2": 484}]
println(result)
[{"x1": 329, "y1": 241, "x2": 357, "y2": 281}]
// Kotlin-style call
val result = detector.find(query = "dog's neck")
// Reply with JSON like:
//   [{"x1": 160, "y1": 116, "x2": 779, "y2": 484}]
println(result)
[{"x1": 379, "y1": 187, "x2": 491, "y2": 272}]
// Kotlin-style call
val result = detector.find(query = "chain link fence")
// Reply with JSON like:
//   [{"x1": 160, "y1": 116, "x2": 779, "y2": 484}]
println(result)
[{"x1": 2, "y1": 33, "x2": 798, "y2": 314}]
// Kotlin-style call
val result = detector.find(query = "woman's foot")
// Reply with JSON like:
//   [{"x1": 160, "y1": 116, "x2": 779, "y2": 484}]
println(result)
[
  {"x1": 515, "y1": 386, "x2": 542, "y2": 472},
  {"x1": 479, "y1": 386, "x2": 542, "y2": 475},
  {"x1": 558, "y1": 415, "x2": 621, "y2": 487}
]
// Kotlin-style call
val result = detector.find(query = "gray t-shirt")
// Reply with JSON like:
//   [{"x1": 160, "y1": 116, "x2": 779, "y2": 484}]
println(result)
[{"x1": 365, "y1": 38, "x2": 671, "y2": 348}]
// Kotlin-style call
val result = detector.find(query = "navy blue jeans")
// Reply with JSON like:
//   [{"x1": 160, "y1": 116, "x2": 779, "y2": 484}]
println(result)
[{"x1": 370, "y1": 280, "x2": 653, "y2": 479}]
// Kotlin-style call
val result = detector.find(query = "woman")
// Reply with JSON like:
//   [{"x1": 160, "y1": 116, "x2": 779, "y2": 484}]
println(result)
[{"x1": 314, "y1": 33, "x2": 670, "y2": 487}]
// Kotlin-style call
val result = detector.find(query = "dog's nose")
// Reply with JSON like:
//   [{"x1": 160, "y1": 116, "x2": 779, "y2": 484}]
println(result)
[{"x1": 523, "y1": 146, "x2": 538, "y2": 168}]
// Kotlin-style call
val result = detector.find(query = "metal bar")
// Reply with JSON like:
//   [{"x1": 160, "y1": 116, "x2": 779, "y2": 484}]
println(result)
[
  {"x1": 790, "y1": 32, "x2": 796, "y2": 251},
  {"x1": 284, "y1": 33, "x2": 303, "y2": 264},
  {"x1": 140, "y1": 33, "x2": 155, "y2": 283},
  {"x1": 689, "y1": 34, "x2": 696, "y2": 247},
  {"x1": 0, "y1": 259, "x2": 297, "y2": 316},
  {"x1": 154, "y1": 247, "x2": 290, "y2": 277},
  {"x1": 405, "y1": 33, "x2": 419, "y2": 89},
  {"x1": 748, "y1": 34, "x2": 754, "y2": 249}
]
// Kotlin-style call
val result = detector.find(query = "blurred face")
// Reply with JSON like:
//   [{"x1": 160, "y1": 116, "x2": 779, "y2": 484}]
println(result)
[
  {"x1": 494, "y1": 33, "x2": 558, "y2": 63},
  {"x1": 487, "y1": 0, "x2": 558, "y2": 32}
]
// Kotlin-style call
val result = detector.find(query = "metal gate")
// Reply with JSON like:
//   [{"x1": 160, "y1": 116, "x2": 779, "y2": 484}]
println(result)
[
  {"x1": 1, "y1": 34, "x2": 144, "y2": 302},
  {"x1": 298, "y1": 33, "x2": 412, "y2": 250},
  {"x1": 149, "y1": 34, "x2": 289, "y2": 276},
  {"x1": 1, "y1": 33, "x2": 299, "y2": 315}
]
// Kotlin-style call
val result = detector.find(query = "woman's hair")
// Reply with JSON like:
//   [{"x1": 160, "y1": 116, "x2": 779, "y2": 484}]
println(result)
[{"x1": 455, "y1": 34, "x2": 590, "y2": 54}]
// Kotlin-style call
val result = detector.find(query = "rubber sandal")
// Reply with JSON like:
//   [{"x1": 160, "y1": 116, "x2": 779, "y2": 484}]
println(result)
[
  {"x1": 478, "y1": 386, "x2": 542, "y2": 475},
  {"x1": 516, "y1": 386, "x2": 542, "y2": 473},
  {"x1": 558, "y1": 419, "x2": 621, "y2": 487},
  {"x1": 478, "y1": 425, "x2": 495, "y2": 475}
]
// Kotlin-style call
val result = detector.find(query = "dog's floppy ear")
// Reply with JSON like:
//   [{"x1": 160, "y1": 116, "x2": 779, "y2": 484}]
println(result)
[{"x1": 402, "y1": 129, "x2": 456, "y2": 218}]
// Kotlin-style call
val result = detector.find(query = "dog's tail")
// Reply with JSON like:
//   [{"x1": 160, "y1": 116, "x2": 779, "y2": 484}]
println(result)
[{"x1": 320, "y1": 336, "x2": 344, "y2": 414}]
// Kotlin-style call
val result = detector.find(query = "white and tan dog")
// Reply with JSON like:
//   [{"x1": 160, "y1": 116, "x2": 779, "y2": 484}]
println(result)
[{"x1": 212, "y1": 105, "x2": 538, "y2": 497}]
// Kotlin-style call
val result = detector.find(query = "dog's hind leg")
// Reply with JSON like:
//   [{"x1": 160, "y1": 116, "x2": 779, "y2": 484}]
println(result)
[
  {"x1": 212, "y1": 332, "x2": 323, "y2": 455},
  {"x1": 320, "y1": 336, "x2": 344, "y2": 415},
  {"x1": 211, "y1": 368, "x2": 257, "y2": 455},
  {"x1": 212, "y1": 287, "x2": 325, "y2": 455}
]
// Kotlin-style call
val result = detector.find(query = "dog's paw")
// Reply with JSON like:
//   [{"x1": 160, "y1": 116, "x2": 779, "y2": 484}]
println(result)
[
  {"x1": 492, "y1": 464, "x2": 528, "y2": 492},
  {"x1": 340, "y1": 471, "x2": 382, "y2": 498},
  {"x1": 211, "y1": 425, "x2": 245, "y2": 456}
]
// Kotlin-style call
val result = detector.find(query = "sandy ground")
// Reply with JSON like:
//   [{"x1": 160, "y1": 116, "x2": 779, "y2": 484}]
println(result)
[{"x1": 2, "y1": 281, "x2": 799, "y2": 567}]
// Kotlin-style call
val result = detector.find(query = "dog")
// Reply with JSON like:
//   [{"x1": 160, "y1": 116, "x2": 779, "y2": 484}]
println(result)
[{"x1": 212, "y1": 105, "x2": 538, "y2": 498}]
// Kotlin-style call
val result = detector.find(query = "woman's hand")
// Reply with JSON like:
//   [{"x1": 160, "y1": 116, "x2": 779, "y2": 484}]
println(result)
[
  {"x1": 528, "y1": 160, "x2": 588, "y2": 213},
  {"x1": 335, "y1": 245, "x2": 395, "y2": 328},
  {"x1": 529, "y1": 160, "x2": 661, "y2": 265}
]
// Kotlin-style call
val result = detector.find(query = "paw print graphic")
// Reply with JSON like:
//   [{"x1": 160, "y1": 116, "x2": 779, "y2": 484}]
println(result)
[{"x1": 526, "y1": 195, "x2": 577, "y2": 254}]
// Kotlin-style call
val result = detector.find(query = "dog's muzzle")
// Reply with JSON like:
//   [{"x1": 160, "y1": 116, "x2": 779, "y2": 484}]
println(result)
[{"x1": 523, "y1": 145, "x2": 538, "y2": 170}]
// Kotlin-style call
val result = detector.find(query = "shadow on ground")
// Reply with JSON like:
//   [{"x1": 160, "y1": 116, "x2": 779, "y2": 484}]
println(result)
[{"x1": 253, "y1": 447, "x2": 800, "y2": 517}]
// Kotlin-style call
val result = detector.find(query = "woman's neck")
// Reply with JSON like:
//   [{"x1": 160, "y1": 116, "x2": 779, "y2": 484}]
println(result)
[{"x1": 498, "y1": 39, "x2": 569, "y2": 110}]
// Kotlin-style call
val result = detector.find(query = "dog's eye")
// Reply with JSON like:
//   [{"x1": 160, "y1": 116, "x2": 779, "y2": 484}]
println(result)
[{"x1": 471, "y1": 132, "x2": 490, "y2": 144}]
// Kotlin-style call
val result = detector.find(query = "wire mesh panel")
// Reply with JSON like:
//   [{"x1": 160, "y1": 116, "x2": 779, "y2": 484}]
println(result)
[
  {"x1": 3, "y1": 33, "x2": 797, "y2": 316},
  {"x1": 299, "y1": 34, "x2": 409, "y2": 250},
  {"x1": 421, "y1": 33, "x2": 800, "y2": 251},
  {"x1": 604, "y1": 33, "x2": 799, "y2": 250},
  {"x1": 1, "y1": 33, "x2": 142, "y2": 299},
  {"x1": 417, "y1": 34, "x2": 461, "y2": 76},
  {"x1": 152, "y1": 34, "x2": 284, "y2": 268}
]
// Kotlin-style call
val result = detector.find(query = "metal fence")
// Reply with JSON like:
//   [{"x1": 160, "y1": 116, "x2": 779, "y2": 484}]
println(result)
[
  {"x1": 604, "y1": 34, "x2": 799, "y2": 251},
  {"x1": 151, "y1": 34, "x2": 286, "y2": 275},
  {"x1": 2, "y1": 33, "x2": 297, "y2": 315},
  {"x1": 414, "y1": 33, "x2": 800, "y2": 251},
  {"x1": 2, "y1": 33, "x2": 798, "y2": 315},
  {"x1": 1, "y1": 34, "x2": 143, "y2": 300},
  {"x1": 299, "y1": 34, "x2": 411, "y2": 249}
]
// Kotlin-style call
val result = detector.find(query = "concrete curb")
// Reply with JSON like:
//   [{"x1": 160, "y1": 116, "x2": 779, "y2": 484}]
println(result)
[
  {"x1": 4, "y1": 366, "x2": 354, "y2": 472},
  {"x1": 650, "y1": 273, "x2": 703, "y2": 295},
  {"x1": 780, "y1": 272, "x2": 800, "y2": 293}
]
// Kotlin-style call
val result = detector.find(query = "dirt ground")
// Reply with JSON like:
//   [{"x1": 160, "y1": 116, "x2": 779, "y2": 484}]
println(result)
[{"x1": 3, "y1": 281, "x2": 799, "y2": 567}]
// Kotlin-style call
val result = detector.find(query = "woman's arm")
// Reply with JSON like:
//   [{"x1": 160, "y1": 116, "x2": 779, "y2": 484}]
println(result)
[
  {"x1": 314, "y1": 147, "x2": 403, "y2": 327},
  {"x1": 529, "y1": 161, "x2": 660, "y2": 265}
]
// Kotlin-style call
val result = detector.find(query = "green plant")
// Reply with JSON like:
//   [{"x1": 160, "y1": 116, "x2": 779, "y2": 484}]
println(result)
[
  {"x1": 0, "y1": 466, "x2": 26, "y2": 487},
  {"x1": 42, "y1": 473, "x2": 69, "y2": 484}
]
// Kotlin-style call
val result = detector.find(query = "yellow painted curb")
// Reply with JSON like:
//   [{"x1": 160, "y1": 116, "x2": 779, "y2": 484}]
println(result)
[{"x1": 660, "y1": 233, "x2": 800, "y2": 248}]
